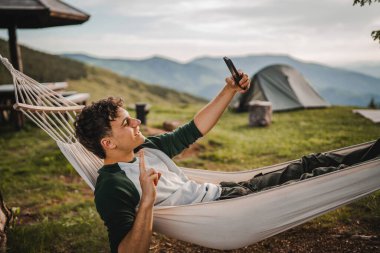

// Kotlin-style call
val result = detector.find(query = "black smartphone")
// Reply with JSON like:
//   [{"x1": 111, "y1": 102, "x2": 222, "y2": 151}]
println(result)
[{"x1": 223, "y1": 56, "x2": 246, "y2": 90}]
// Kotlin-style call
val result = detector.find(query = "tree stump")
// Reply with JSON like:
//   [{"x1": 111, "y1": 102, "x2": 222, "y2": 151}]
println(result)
[
  {"x1": 0, "y1": 190, "x2": 13, "y2": 253},
  {"x1": 248, "y1": 100, "x2": 272, "y2": 127},
  {"x1": 163, "y1": 120, "x2": 181, "y2": 131}
]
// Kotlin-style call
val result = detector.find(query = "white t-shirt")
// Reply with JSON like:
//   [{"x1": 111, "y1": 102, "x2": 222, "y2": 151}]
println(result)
[{"x1": 118, "y1": 148, "x2": 221, "y2": 206}]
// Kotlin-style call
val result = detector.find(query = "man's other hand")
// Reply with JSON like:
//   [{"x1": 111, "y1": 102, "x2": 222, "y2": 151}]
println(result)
[{"x1": 139, "y1": 150, "x2": 161, "y2": 208}]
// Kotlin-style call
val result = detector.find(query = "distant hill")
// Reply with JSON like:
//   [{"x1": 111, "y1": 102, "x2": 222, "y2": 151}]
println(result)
[
  {"x1": 0, "y1": 38, "x2": 205, "y2": 105},
  {"x1": 67, "y1": 66, "x2": 206, "y2": 105},
  {"x1": 340, "y1": 62, "x2": 380, "y2": 79},
  {"x1": 64, "y1": 53, "x2": 380, "y2": 106},
  {"x1": 62, "y1": 54, "x2": 221, "y2": 98},
  {"x1": 0, "y1": 38, "x2": 87, "y2": 84},
  {"x1": 191, "y1": 55, "x2": 380, "y2": 106}
]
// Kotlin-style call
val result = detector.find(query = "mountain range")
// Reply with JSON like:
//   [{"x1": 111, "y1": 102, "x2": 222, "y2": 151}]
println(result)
[
  {"x1": 63, "y1": 54, "x2": 380, "y2": 106},
  {"x1": 0, "y1": 38, "x2": 204, "y2": 105},
  {"x1": 340, "y1": 62, "x2": 380, "y2": 79}
]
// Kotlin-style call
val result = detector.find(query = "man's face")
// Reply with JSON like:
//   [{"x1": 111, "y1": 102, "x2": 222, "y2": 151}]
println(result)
[{"x1": 109, "y1": 107, "x2": 145, "y2": 153}]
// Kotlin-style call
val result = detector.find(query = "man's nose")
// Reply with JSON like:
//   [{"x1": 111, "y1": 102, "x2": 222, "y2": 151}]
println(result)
[{"x1": 131, "y1": 118, "x2": 141, "y2": 127}]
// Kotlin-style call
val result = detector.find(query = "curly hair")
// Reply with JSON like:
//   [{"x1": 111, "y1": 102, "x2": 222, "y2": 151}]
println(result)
[{"x1": 74, "y1": 97, "x2": 124, "y2": 159}]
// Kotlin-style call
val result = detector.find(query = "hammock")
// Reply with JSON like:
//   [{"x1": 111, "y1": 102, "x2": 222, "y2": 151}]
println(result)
[{"x1": 1, "y1": 55, "x2": 380, "y2": 250}]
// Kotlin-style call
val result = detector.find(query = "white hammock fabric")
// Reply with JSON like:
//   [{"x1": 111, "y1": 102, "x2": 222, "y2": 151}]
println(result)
[{"x1": 1, "y1": 54, "x2": 380, "y2": 250}]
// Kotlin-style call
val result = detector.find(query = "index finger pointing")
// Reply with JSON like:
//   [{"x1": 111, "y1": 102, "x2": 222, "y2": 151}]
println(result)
[{"x1": 139, "y1": 150, "x2": 146, "y2": 174}]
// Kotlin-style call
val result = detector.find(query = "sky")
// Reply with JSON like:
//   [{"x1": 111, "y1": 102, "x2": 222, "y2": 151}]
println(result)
[{"x1": 0, "y1": 0, "x2": 379, "y2": 66}]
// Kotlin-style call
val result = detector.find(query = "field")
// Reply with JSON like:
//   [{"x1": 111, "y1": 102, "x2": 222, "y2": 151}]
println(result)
[{"x1": 1, "y1": 104, "x2": 379, "y2": 252}]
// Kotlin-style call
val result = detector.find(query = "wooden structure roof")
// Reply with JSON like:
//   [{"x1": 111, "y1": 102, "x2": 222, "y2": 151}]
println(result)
[{"x1": 0, "y1": 0, "x2": 90, "y2": 28}]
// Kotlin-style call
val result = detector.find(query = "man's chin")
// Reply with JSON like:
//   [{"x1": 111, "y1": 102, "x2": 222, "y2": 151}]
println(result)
[
  {"x1": 138, "y1": 134, "x2": 146, "y2": 143},
  {"x1": 131, "y1": 136, "x2": 145, "y2": 152}
]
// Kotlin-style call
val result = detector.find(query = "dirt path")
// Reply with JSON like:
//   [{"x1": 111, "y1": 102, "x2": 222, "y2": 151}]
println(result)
[{"x1": 150, "y1": 223, "x2": 380, "y2": 252}]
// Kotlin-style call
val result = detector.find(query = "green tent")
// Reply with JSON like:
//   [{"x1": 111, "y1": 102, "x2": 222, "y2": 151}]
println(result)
[{"x1": 231, "y1": 64, "x2": 330, "y2": 112}]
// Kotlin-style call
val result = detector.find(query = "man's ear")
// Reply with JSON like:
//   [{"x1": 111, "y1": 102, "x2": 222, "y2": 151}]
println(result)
[{"x1": 101, "y1": 137, "x2": 116, "y2": 151}]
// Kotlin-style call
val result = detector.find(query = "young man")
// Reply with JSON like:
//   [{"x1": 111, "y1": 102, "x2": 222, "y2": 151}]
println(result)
[
  {"x1": 75, "y1": 72, "x2": 380, "y2": 253},
  {"x1": 74, "y1": 72, "x2": 250, "y2": 252}
]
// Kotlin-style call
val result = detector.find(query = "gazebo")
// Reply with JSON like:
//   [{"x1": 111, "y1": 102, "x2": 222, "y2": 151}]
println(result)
[
  {"x1": 0, "y1": 0, "x2": 90, "y2": 71},
  {"x1": 0, "y1": 0, "x2": 90, "y2": 129}
]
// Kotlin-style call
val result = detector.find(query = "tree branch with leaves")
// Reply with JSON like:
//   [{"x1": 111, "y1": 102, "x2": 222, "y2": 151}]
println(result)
[{"x1": 353, "y1": 0, "x2": 380, "y2": 43}]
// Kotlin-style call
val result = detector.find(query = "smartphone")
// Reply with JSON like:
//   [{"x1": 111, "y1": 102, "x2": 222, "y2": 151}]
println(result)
[{"x1": 223, "y1": 57, "x2": 246, "y2": 90}]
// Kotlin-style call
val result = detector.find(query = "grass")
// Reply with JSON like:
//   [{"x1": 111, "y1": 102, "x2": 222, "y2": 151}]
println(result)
[
  {"x1": 0, "y1": 105, "x2": 379, "y2": 252},
  {"x1": 168, "y1": 106, "x2": 379, "y2": 171}
]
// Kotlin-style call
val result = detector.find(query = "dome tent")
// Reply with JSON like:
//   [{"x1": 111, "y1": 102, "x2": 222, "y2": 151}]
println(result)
[{"x1": 231, "y1": 64, "x2": 330, "y2": 112}]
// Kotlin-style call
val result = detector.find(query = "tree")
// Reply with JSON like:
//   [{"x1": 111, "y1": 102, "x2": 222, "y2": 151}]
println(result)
[{"x1": 353, "y1": 0, "x2": 380, "y2": 44}]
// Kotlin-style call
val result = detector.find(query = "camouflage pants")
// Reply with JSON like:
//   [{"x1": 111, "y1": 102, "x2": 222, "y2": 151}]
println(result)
[{"x1": 218, "y1": 138, "x2": 380, "y2": 200}]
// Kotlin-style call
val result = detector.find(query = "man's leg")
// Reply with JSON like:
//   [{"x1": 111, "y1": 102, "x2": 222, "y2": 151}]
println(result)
[
  {"x1": 340, "y1": 138, "x2": 380, "y2": 165},
  {"x1": 220, "y1": 138, "x2": 380, "y2": 198},
  {"x1": 232, "y1": 153, "x2": 342, "y2": 193},
  {"x1": 218, "y1": 182, "x2": 253, "y2": 200}
]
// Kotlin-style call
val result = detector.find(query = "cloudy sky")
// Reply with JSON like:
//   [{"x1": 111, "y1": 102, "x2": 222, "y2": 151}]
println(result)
[{"x1": 0, "y1": 0, "x2": 379, "y2": 66}]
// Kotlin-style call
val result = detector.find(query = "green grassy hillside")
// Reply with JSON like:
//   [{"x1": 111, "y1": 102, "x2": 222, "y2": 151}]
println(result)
[
  {"x1": 0, "y1": 106, "x2": 379, "y2": 252},
  {"x1": 0, "y1": 39, "x2": 87, "y2": 84},
  {"x1": 67, "y1": 66, "x2": 206, "y2": 105},
  {"x1": 0, "y1": 38, "x2": 206, "y2": 105}
]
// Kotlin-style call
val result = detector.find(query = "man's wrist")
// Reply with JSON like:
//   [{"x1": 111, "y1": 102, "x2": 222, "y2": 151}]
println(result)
[
  {"x1": 139, "y1": 197, "x2": 155, "y2": 209},
  {"x1": 224, "y1": 83, "x2": 238, "y2": 94}
]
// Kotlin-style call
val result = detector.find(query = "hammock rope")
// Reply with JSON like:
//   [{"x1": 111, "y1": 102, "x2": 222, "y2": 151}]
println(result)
[
  {"x1": 0, "y1": 54, "x2": 101, "y2": 188},
  {"x1": 1, "y1": 55, "x2": 80, "y2": 142},
  {"x1": 1, "y1": 54, "x2": 379, "y2": 250}
]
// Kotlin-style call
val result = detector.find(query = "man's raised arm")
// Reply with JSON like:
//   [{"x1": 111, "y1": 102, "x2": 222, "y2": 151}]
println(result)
[
  {"x1": 194, "y1": 72, "x2": 250, "y2": 135},
  {"x1": 117, "y1": 150, "x2": 160, "y2": 253}
]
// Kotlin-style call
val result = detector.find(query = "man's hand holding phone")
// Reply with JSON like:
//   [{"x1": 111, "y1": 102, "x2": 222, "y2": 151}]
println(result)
[{"x1": 223, "y1": 57, "x2": 250, "y2": 93}]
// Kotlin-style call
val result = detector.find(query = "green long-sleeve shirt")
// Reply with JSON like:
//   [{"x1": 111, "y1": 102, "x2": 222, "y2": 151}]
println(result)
[{"x1": 95, "y1": 120, "x2": 208, "y2": 253}]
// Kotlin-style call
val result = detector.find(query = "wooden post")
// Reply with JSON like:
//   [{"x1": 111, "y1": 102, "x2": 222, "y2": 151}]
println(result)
[
  {"x1": 248, "y1": 100, "x2": 272, "y2": 127},
  {"x1": 7, "y1": 25, "x2": 25, "y2": 130},
  {"x1": 0, "y1": 190, "x2": 13, "y2": 253},
  {"x1": 8, "y1": 25, "x2": 23, "y2": 72},
  {"x1": 135, "y1": 103, "x2": 150, "y2": 125}
]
